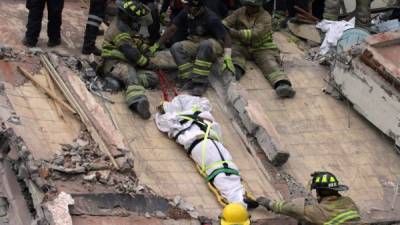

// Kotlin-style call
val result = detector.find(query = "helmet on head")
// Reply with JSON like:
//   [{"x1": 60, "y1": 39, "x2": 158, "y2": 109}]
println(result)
[
  {"x1": 220, "y1": 203, "x2": 250, "y2": 225},
  {"x1": 118, "y1": 0, "x2": 152, "y2": 24},
  {"x1": 310, "y1": 171, "x2": 349, "y2": 192},
  {"x1": 240, "y1": 0, "x2": 263, "y2": 7},
  {"x1": 182, "y1": 0, "x2": 204, "y2": 7}
]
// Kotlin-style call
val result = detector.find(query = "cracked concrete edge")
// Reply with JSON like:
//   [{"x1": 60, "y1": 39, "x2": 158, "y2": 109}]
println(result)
[{"x1": 210, "y1": 70, "x2": 289, "y2": 166}]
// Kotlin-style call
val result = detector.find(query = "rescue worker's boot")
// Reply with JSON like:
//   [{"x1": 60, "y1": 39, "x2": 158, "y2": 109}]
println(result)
[
  {"x1": 275, "y1": 81, "x2": 296, "y2": 98},
  {"x1": 126, "y1": 85, "x2": 150, "y2": 119},
  {"x1": 47, "y1": 38, "x2": 62, "y2": 47},
  {"x1": 22, "y1": 37, "x2": 37, "y2": 47},
  {"x1": 130, "y1": 97, "x2": 151, "y2": 119},
  {"x1": 191, "y1": 82, "x2": 208, "y2": 96},
  {"x1": 244, "y1": 194, "x2": 259, "y2": 209},
  {"x1": 82, "y1": 25, "x2": 101, "y2": 56}
]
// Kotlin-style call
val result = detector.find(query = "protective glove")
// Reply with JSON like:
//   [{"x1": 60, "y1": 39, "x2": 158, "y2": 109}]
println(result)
[
  {"x1": 148, "y1": 42, "x2": 160, "y2": 56},
  {"x1": 256, "y1": 197, "x2": 272, "y2": 211},
  {"x1": 222, "y1": 56, "x2": 235, "y2": 74}
]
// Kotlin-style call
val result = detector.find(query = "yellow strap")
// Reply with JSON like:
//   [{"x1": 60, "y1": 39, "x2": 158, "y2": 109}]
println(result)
[
  {"x1": 324, "y1": 210, "x2": 360, "y2": 225},
  {"x1": 201, "y1": 121, "x2": 211, "y2": 172},
  {"x1": 205, "y1": 160, "x2": 233, "y2": 171}
]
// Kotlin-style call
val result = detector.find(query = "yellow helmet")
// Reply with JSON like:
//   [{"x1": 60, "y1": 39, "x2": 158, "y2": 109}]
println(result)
[{"x1": 220, "y1": 203, "x2": 250, "y2": 225}]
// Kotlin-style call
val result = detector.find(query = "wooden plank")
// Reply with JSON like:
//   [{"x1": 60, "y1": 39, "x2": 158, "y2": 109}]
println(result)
[
  {"x1": 17, "y1": 66, "x2": 77, "y2": 114},
  {"x1": 44, "y1": 54, "x2": 126, "y2": 169},
  {"x1": 42, "y1": 68, "x2": 64, "y2": 119}
]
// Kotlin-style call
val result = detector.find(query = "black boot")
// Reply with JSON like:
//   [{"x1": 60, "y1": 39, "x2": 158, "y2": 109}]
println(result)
[
  {"x1": 275, "y1": 81, "x2": 296, "y2": 98},
  {"x1": 82, "y1": 25, "x2": 101, "y2": 56},
  {"x1": 129, "y1": 98, "x2": 151, "y2": 119},
  {"x1": 191, "y1": 82, "x2": 208, "y2": 96},
  {"x1": 47, "y1": 39, "x2": 61, "y2": 47},
  {"x1": 22, "y1": 37, "x2": 37, "y2": 47}
]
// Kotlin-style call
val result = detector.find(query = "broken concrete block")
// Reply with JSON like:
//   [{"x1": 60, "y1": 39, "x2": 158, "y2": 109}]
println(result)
[
  {"x1": 49, "y1": 165, "x2": 85, "y2": 174},
  {"x1": 116, "y1": 157, "x2": 133, "y2": 173},
  {"x1": 238, "y1": 110, "x2": 258, "y2": 135},
  {"x1": 172, "y1": 196, "x2": 182, "y2": 207},
  {"x1": 154, "y1": 210, "x2": 167, "y2": 219},
  {"x1": 254, "y1": 127, "x2": 289, "y2": 166},
  {"x1": 82, "y1": 172, "x2": 96, "y2": 182},
  {"x1": 76, "y1": 139, "x2": 88, "y2": 147},
  {"x1": 43, "y1": 192, "x2": 74, "y2": 225},
  {"x1": 17, "y1": 165, "x2": 29, "y2": 179},
  {"x1": 96, "y1": 170, "x2": 111, "y2": 184}
]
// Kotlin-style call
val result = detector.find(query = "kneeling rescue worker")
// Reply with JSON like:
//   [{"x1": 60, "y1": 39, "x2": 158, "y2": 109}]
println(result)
[
  {"x1": 101, "y1": 0, "x2": 158, "y2": 119},
  {"x1": 149, "y1": 0, "x2": 234, "y2": 96},
  {"x1": 257, "y1": 171, "x2": 361, "y2": 225}
]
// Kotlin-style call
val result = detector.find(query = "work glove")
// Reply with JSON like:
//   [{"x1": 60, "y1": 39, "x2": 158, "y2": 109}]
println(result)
[
  {"x1": 256, "y1": 197, "x2": 272, "y2": 211},
  {"x1": 222, "y1": 56, "x2": 235, "y2": 74},
  {"x1": 148, "y1": 42, "x2": 160, "y2": 56}
]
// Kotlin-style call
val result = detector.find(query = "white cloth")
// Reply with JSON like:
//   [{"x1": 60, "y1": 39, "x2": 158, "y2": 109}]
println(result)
[
  {"x1": 316, "y1": 18, "x2": 355, "y2": 55},
  {"x1": 155, "y1": 95, "x2": 246, "y2": 206}
]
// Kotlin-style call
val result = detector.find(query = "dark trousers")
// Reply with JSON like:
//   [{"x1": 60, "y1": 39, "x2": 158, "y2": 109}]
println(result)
[
  {"x1": 145, "y1": 2, "x2": 161, "y2": 44},
  {"x1": 25, "y1": 0, "x2": 64, "y2": 43},
  {"x1": 83, "y1": 0, "x2": 107, "y2": 46}
]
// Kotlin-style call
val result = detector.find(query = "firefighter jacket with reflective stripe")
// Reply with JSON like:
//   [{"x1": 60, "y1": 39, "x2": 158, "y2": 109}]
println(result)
[
  {"x1": 271, "y1": 196, "x2": 362, "y2": 225},
  {"x1": 101, "y1": 17, "x2": 148, "y2": 62},
  {"x1": 223, "y1": 7, "x2": 277, "y2": 51}
]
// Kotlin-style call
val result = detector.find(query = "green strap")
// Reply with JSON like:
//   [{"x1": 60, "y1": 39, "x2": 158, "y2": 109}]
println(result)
[
  {"x1": 207, "y1": 167, "x2": 240, "y2": 182},
  {"x1": 324, "y1": 210, "x2": 360, "y2": 225}
]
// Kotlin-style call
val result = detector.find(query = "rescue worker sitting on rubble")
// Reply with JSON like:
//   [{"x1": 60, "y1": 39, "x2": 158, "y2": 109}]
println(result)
[
  {"x1": 148, "y1": 0, "x2": 234, "y2": 97},
  {"x1": 100, "y1": 0, "x2": 158, "y2": 119},
  {"x1": 155, "y1": 95, "x2": 259, "y2": 209},
  {"x1": 223, "y1": 0, "x2": 296, "y2": 98},
  {"x1": 257, "y1": 171, "x2": 362, "y2": 225}
]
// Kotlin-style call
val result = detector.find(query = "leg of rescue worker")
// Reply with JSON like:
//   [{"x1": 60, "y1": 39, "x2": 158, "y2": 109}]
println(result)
[
  {"x1": 46, "y1": 0, "x2": 64, "y2": 47},
  {"x1": 146, "y1": 1, "x2": 161, "y2": 44},
  {"x1": 24, "y1": 0, "x2": 46, "y2": 47},
  {"x1": 231, "y1": 45, "x2": 250, "y2": 81},
  {"x1": 82, "y1": 0, "x2": 107, "y2": 55},
  {"x1": 355, "y1": 0, "x2": 372, "y2": 29},
  {"x1": 170, "y1": 40, "x2": 199, "y2": 83},
  {"x1": 323, "y1": 0, "x2": 340, "y2": 20},
  {"x1": 253, "y1": 50, "x2": 295, "y2": 98},
  {"x1": 103, "y1": 60, "x2": 151, "y2": 119},
  {"x1": 191, "y1": 39, "x2": 223, "y2": 96}
]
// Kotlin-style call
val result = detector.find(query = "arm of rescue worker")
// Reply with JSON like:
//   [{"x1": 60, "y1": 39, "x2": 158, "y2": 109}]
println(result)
[
  {"x1": 149, "y1": 9, "x2": 185, "y2": 53},
  {"x1": 114, "y1": 33, "x2": 149, "y2": 67},
  {"x1": 238, "y1": 11, "x2": 271, "y2": 43},
  {"x1": 222, "y1": 9, "x2": 241, "y2": 39},
  {"x1": 269, "y1": 199, "x2": 327, "y2": 224}
]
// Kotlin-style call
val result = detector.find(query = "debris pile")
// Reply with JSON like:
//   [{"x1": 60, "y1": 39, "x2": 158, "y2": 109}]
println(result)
[{"x1": 0, "y1": 45, "x2": 21, "y2": 61}]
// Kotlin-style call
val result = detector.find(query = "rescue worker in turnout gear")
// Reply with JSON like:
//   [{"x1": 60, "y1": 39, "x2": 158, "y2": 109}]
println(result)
[
  {"x1": 101, "y1": 0, "x2": 158, "y2": 119},
  {"x1": 257, "y1": 171, "x2": 362, "y2": 225},
  {"x1": 223, "y1": 0, "x2": 295, "y2": 98},
  {"x1": 155, "y1": 95, "x2": 259, "y2": 209},
  {"x1": 323, "y1": 0, "x2": 373, "y2": 29},
  {"x1": 149, "y1": 0, "x2": 234, "y2": 96},
  {"x1": 82, "y1": 0, "x2": 108, "y2": 55}
]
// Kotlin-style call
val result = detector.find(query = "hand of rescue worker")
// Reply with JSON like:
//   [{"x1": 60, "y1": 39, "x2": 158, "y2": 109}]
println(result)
[
  {"x1": 256, "y1": 197, "x2": 272, "y2": 210},
  {"x1": 222, "y1": 56, "x2": 235, "y2": 74},
  {"x1": 221, "y1": 48, "x2": 235, "y2": 74},
  {"x1": 148, "y1": 42, "x2": 161, "y2": 56}
]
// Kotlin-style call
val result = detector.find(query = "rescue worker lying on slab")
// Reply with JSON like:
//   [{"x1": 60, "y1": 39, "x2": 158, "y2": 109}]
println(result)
[
  {"x1": 155, "y1": 95, "x2": 258, "y2": 208},
  {"x1": 223, "y1": 0, "x2": 296, "y2": 98},
  {"x1": 257, "y1": 171, "x2": 362, "y2": 225},
  {"x1": 101, "y1": 0, "x2": 158, "y2": 119},
  {"x1": 148, "y1": 0, "x2": 235, "y2": 97}
]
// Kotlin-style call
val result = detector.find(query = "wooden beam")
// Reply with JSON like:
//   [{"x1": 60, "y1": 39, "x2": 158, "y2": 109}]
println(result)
[
  {"x1": 17, "y1": 66, "x2": 77, "y2": 114},
  {"x1": 42, "y1": 68, "x2": 64, "y2": 119},
  {"x1": 42, "y1": 54, "x2": 120, "y2": 169}
]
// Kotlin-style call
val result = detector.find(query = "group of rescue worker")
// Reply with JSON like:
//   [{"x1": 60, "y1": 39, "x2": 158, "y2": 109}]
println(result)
[{"x1": 23, "y1": 0, "x2": 400, "y2": 223}]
